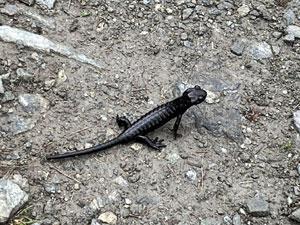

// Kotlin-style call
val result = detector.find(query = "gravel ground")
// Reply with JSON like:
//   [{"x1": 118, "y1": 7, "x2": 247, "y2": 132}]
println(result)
[{"x1": 0, "y1": 0, "x2": 300, "y2": 225}]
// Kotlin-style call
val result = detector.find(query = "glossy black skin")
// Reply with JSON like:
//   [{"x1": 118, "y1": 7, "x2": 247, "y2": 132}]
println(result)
[{"x1": 46, "y1": 85, "x2": 207, "y2": 160}]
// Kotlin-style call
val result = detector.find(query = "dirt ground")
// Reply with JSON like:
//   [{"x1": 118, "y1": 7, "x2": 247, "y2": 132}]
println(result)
[{"x1": 1, "y1": 0, "x2": 300, "y2": 224}]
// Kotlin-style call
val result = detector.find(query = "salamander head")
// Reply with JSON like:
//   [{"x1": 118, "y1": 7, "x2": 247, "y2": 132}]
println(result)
[{"x1": 183, "y1": 85, "x2": 207, "y2": 105}]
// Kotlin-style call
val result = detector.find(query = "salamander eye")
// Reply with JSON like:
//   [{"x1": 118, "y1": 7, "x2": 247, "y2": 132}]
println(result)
[{"x1": 183, "y1": 88, "x2": 193, "y2": 95}]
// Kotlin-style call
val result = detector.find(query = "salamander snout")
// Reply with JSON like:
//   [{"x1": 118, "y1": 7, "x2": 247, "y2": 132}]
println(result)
[{"x1": 185, "y1": 85, "x2": 207, "y2": 105}]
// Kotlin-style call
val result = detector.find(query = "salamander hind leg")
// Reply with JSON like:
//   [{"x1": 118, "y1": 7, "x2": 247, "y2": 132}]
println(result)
[
  {"x1": 116, "y1": 114, "x2": 131, "y2": 129},
  {"x1": 136, "y1": 136, "x2": 166, "y2": 151}
]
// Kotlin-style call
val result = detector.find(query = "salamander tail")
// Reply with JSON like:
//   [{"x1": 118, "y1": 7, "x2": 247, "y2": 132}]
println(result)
[{"x1": 46, "y1": 136, "x2": 122, "y2": 160}]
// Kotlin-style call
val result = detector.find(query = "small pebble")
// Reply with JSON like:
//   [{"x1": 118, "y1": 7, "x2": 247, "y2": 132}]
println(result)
[
  {"x1": 74, "y1": 183, "x2": 80, "y2": 190},
  {"x1": 283, "y1": 34, "x2": 295, "y2": 42},
  {"x1": 290, "y1": 208, "x2": 300, "y2": 223},
  {"x1": 232, "y1": 212, "x2": 241, "y2": 225},
  {"x1": 166, "y1": 152, "x2": 180, "y2": 164},
  {"x1": 113, "y1": 176, "x2": 128, "y2": 186},
  {"x1": 0, "y1": 79, "x2": 4, "y2": 94},
  {"x1": 166, "y1": 8, "x2": 172, "y2": 14},
  {"x1": 231, "y1": 40, "x2": 245, "y2": 56},
  {"x1": 181, "y1": 32, "x2": 188, "y2": 40},
  {"x1": 106, "y1": 128, "x2": 115, "y2": 137},
  {"x1": 223, "y1": 215, "x2": 232, "y2": 225},
  {"x1": 125, "y1": 198, "x2": 132, "y2": 205},
  {"x1": 130, "y1": 143, "x2": 142, "y2": 151},
  {"x1": 237, "y1": 5, "x2": 250, "y2": 17},
  {"x1": 283, "y1": 9, "x2": 296, "y2": 25},
  {"x1": 287, "y1": 196, "x2": 293, "y2": 206},
  {"x1": 183, "y1": 41, "x2": 192, "y2": 48},
  {"x1": 2, "y1": 91, "x2": 15, "y2": 102},
  {"x1": 186, "y1": 170, "x2": 197, "y2": 181},
  {"x1": 182, "y1": 8, "x2": 193, "y2": 20},
  {"x1": 98, "y1": 211, "x2": 117, "y2": 225},
  {"x1": 24, "y1": 142, "x2": 31, "y2": 148},
  {"x1": 297, "y1": 164, "x2": 300, "y2": 175}
]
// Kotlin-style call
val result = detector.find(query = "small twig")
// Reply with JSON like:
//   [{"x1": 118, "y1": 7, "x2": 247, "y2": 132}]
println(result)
[
  {"x1": 160, "y1": 87, "x2": 165, "y2": 99},
  {"x1": 240, "y1": 180, "x2": 253, "y2": 184},
  {"x1": 293, "y1": 102, "x2": 300, "y2": 110},
  {"x1": 140, "y1": 67, "x2": 147, "y2": 87},
  {"x1": 63, "y1": 126, "x2": 94, "y2": 137},
  {"x1": 201, "y1": 157, "x2": 204, "y2": 190},
  {"x1": 47, "y1": 163, "x2": 82, "y2": 184},
  {"x1": 196, "y1": 151, "x2": 209, "y2": 154},
  {"x1": 0, "y1": 164, "x2": 39, "y2": 168},
  {"x1": 132, "y1": 87, "x2": 148, "y2": 92},
  {"x1": 162, "y1": 220, "x2": 168, "y2": 225},
  {"x1": 68, "y1": 0, "x2": 72, "y2": 9},
  {"x1": 125, "y1": 214, "x2": 141, "y2": 219},
  {"x1": 45, "y1": 141, "x2": 55, "y2": 147},
  {"x1": 1, "y1": 148, "x2": 14, "y2": 152},
  {"x1": 93, "y1": 157, "x2": 101, "y2": 163},
  {"x1": 121, "y1": 97, "x2": 138, "y2": 109},
  {"x1": 167, "y1": 164, "x2": 176, "y2": 177},
  {"x1": 17, "y1": 205, "x2": 33, "y2": 216}
]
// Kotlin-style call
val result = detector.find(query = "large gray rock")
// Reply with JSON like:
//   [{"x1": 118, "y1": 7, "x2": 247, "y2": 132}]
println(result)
[
  {"x1": 286, "y1": 25, "x2": 300, "y2": 39},
  {"x1": 36, "y1": 0, "x2": 56, "y2": 9},
  {"x1": 2, "y1": 113, "x2": 35, "y2": 134},
  {"x1": 18, "y1": 0, "x2": 34, "y2": 6},
  {"x1": 283, "y1": 9, "x2": 296, "y2": 25},
  {"x1": 290, "y1": 208, "x2": 300, "y2": 223},
  {"x1": 0, "y1": 4, "x2": 56, "y2": 30},
  {"x1": 283, "y1": 34, "x2": 295, "y2": 42},
  {"x1": 18, "y1": 94, "x2": 49, "y2": 114},
  {"x1": 16, "y1": 68, "x2": 34, "y2": 81},
  {"x1": 176, "y1": 59, "x2": 243, "y2": 144},
  {"x1": 0, "y1": 26, "x2": 104, "y2": 69},
  {"x1": 231, "y1": 40, "x2": 245, "y2": 56},
  {"x1": 0, "y1": 179, "x2": 28, "y2": 223},
  {"x1": 2, "y1": 91, "x2": 15, "y2": 102},
  {"x1": 246, "y1": 195, "x2": 269, "y2": 217},
  {"x1": 246, "y1": 42, "x2": 273, "y2": 59},
  {"x1": 1, "y1": 94, "x2": 49, "y2": 134},
  {"x1": 0, "y1": 4, "x2": 18, "y2": 16}
]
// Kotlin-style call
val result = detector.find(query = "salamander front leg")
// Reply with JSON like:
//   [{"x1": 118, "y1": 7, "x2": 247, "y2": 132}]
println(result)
[
  {"x1": 172, "y1": 114, "x2": 182, "y2": 139},
  {"x1": 116, "y1": 115, "x2": 131, "y2": 130},
  {"x1": 136, "y1": 136, "x2": 166, "y2": 151}
]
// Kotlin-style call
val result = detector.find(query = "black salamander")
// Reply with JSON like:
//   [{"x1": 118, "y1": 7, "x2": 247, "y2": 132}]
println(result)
[{"x1": 46, "y1": 85, "x2": 207, "y2": 160}]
